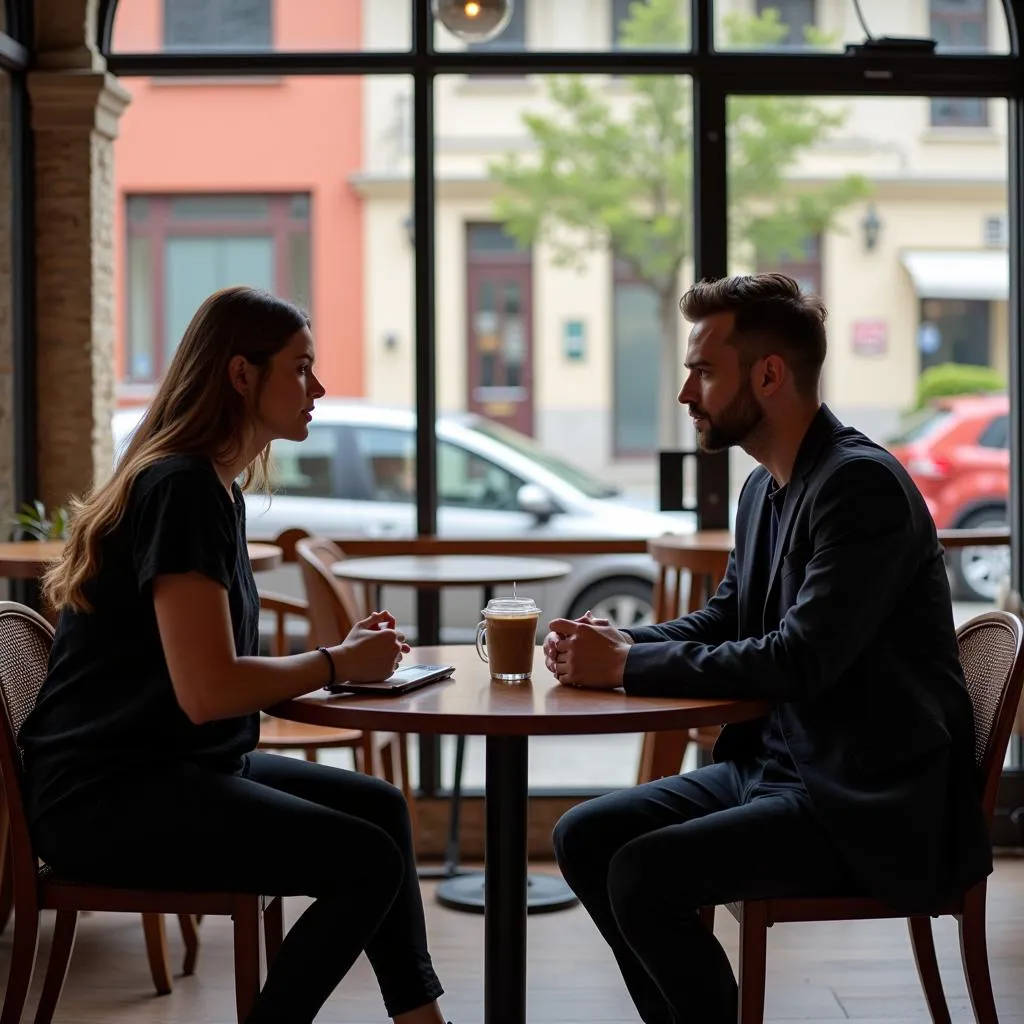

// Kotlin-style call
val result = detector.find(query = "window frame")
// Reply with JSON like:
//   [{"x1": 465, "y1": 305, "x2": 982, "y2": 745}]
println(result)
[{"x1": 93, "y1": 0, "x2": 1024, "y2": 798}]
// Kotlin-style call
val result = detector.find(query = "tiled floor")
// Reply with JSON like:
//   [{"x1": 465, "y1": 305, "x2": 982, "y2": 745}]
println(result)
[{"x1": 2, "y1": 858, "x2": 1022, "y2": 1022}]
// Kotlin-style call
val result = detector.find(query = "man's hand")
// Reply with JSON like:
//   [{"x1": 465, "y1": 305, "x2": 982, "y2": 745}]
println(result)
[{"x1": 544, "y1": 610, "x2": 633, "y2": 689}]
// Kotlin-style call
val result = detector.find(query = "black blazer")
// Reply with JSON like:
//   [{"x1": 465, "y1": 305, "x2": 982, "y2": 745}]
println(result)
[{"x1": 624, "y1": 406, "x2": 991, "y2": 911}]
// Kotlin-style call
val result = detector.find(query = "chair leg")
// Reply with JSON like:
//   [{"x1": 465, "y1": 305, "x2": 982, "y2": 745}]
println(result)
[
  {"x1": 32, "y1": 909, "x2": 79, "y2": 1024},
  {"x1": 0, "y1": 798, "x2": 11, "y2": 935},
  {"x1": 178, "y1": 914, "x2": 201, "y2": 976},
  {"x1": 263, "y1": 896, "x2": 284, "y2": 967},
  {"x1": 233, "y1": 896, "x2": 263, "y2": 1024},
  {"x1": 0, "y1": 900, "x2": 40, "y2": 1024},
  {"x1": 141, "y1": 913, "x2": 173, "y2": 995},
  {"x1": 908, "y1": 916, "x2": 951, "y2": 1024},
  {"x1": 359, "y1": 733, "x2": 376, "y2": 776},
  {"x1": 380, "y1": 737, "x2": 396, "y2": 784},
  {"x1": 699, "y1": 905, "x2": 716, "y2": 933},
  {"x1": 958, "y1": 884, "x2": 998, "y2": 1024},
  {"x1": 737, "y1": 901, "x2": 768, "y2": 1024}
]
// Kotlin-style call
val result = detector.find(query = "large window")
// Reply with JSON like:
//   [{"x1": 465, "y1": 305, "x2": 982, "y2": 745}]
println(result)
[
  {"x1": 930, "y1": 0, "x2": 989, "y2": 126},
  {"x1": 163, "y1": 0, "x2": 271, "y2": 50},
  {"x1": 124, "y1": 194, "x2": 311, "y2": 383},
  {"x1": 104, "y1": 1, "x2": 1022, "y2": 799}
]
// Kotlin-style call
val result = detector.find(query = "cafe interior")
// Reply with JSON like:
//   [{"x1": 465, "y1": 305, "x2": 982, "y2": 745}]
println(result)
[{"x1": 0, "y1": 0, "x2": 1023, "y2": 1021}]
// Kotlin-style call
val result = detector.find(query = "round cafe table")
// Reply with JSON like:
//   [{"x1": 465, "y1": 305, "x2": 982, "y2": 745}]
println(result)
[
  {"x1": 330, "y1": 554, "x2": 573, "y2": 611},
  {"x1": 268, "y1": 645, "x2": 770, "y2": 1024},
  {"x1": 330, "y1": 554, "x2": 573, "y2": 906},
  {"x1": 0, "y1": 539, "x2": 283, "y2": 577}
]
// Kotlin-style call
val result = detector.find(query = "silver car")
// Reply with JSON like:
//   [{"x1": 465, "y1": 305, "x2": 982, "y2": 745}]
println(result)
[{"x1": 112, "y1": 401, "x2": 694, "y2": 640}]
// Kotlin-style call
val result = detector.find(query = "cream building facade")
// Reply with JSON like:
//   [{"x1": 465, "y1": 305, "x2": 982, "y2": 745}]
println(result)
[{"x1": 358, "y1": 0, "x2": 1011, "y2": 491}]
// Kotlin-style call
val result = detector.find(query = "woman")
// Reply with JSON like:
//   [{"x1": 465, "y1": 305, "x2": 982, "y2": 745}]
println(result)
[{"x1": 19, "y1": 286, "x2": 451, "y2": 1024}]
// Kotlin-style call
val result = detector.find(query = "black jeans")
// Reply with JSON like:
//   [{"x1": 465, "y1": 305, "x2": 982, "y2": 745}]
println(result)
[
  {"x1": 552, "y1": 760, "x2": 858, "y2": 1024},
  {"x1": 31, "y1": 751, "x2": 443, "y2": 1022}
]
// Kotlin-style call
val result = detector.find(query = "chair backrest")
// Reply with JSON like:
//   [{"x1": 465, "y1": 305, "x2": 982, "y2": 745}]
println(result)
[
  {"x1": 955, "y1": 610, "x2": 1024, "y2": 820},
  {"x1": 0, "y1": 601, "x2": 56, "y2": 900},
  {"x1": 648, "y1": 538, "x2": 730, "y2": 621},
  {"x1": 270, "y1": 526, "x2": 312, "y2": 565},
  {"x1": 294, "y1": 536, "x2": 364, "y2": 647}
]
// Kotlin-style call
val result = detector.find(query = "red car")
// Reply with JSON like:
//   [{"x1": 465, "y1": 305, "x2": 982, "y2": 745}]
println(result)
[{"x1": 886, "y1": 394, "x2": 1009, "y2": 602}]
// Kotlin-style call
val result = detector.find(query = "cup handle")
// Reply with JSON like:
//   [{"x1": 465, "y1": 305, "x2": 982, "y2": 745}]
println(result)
[{"x1": 475, "y1": 620, "x2": 488, "y2": 663}]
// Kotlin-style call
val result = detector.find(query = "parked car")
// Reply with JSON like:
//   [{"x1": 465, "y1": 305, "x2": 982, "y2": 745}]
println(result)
[
  {"x1": 886, "y1": 394, "x2": 1009, "y2": 602},
  {"x1": 112, "y1": 401, "x2": 695, "y2": 640}
]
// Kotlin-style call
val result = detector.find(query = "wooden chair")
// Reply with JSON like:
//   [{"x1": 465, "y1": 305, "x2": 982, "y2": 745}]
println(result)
[
  {"x1": 0, "y1": 601, "x2": 283, "y2": 1024},
  {"x1": 707, "y1": 610, "x2": 1024, "y2": 1024},
  {"x1": 636, "y1": 536, "x2": 731, "y2": 783},
  {"x1": 294, "y1": 537, "x2": 416, "y2": 817}
]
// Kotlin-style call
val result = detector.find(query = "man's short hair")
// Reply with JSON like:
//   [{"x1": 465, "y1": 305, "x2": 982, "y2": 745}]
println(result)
[{"x1": 679, "y1": 273, "x2": 828, "y2": 397}]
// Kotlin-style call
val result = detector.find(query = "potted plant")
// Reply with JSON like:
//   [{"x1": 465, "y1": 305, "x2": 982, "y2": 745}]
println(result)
[{"x1": 11, "y1": 500, "x2": 69, "y2": 542}]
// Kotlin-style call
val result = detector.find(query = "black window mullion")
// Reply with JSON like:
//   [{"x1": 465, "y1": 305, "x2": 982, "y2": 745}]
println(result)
[{"x1": 690, "y1": 74, "x2": 730, "y2": 529}]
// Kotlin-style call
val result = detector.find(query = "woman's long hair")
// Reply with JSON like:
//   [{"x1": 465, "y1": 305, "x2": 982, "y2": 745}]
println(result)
[{"x1": 44, "y1": 286, "x2": 310, "y2": 612}]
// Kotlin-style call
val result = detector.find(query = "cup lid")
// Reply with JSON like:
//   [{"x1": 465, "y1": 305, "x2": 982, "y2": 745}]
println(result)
[{"x1": 483, "y1": 597, "x2": 539, "y2": 615}]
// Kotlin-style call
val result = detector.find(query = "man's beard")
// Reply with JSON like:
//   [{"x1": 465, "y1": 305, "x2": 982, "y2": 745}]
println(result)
[{"x1": 691, "y1": 378, "x2": 764, "y2": 453}]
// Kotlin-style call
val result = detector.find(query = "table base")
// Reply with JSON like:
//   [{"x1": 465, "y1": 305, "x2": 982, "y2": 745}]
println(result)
[{"x1": 435, "y1": 871, "x2": 578, "y2": 914}]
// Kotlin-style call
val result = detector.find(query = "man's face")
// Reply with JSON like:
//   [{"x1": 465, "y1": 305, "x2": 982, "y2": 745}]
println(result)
[{"x1": 677, "y1": 312, "x2": 764, "y2": 453}]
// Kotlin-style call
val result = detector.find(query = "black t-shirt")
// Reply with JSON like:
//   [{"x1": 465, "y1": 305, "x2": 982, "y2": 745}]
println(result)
[{"x1": 19, "y1": 455, "x2": 260, "y2": 821}]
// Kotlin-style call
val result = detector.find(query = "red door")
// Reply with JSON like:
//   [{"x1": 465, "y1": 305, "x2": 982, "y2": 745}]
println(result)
[{"x1": 466, "y1": 224, "x2": 533, "y2": 436}]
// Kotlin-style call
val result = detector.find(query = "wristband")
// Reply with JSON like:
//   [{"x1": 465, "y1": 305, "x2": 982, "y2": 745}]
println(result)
[{"x1": 316, "y1": 646, "x2": 336, "y2": 687}]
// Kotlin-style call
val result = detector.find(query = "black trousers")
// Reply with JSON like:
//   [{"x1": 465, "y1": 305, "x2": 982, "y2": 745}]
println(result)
[
  {"x1": 552, "y1": 760, "x2": 858, "y2": 1024},
  {"x1": 31, "y1": 751, "x2": 443, "y2": 1022}
]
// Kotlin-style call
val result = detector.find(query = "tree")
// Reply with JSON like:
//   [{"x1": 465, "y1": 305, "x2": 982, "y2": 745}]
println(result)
[{"x1": 489, "y1": 0, "x2": 870, "y2": 447}]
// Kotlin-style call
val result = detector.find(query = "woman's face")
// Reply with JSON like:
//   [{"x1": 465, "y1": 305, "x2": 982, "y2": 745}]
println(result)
[{"x1": 255, "y1": 326, "x2": 325, "y2": 443}]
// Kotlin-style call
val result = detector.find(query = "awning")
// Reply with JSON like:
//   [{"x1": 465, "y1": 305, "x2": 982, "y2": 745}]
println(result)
[{"x1": 900, "y1": 250, "x2": 1009, "y2": 301}]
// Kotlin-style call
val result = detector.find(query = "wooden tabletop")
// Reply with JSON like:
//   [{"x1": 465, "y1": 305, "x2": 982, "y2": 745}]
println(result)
[
  {"x1": 647, "y1": 526, "x2": 1010, "y2": 556},
  {"x1": 268, "y1": 645, "x2": 771, "y2": 737},
  {"x1": 245, "y1": 543, "x2": 284, "y2": 572},
  {"x1": 330, "y1": 555, "x2": 573, "y2": 588},
  {"x1": 0, "y1": 540, "x2": 283, "y2": 577}
]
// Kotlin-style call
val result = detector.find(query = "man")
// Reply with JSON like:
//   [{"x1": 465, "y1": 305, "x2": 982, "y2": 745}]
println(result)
[{"x1": 545, "y1": 273, "x2": 991, "y2": 1024}]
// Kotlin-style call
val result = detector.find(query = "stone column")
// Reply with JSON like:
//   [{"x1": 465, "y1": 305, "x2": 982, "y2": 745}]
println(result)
[{"x1": 28, "y1": 68, "x2": 129, "y2": 507}]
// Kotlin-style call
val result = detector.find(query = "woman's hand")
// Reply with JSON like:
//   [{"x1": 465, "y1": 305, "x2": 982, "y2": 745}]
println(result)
[{"x1": 333, "y1": 609, "x2": 412, "y2": 683}]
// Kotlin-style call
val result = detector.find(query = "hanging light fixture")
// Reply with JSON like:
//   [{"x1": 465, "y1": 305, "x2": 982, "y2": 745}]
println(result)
[{"x1": 433, "y1": 0, "x2": 513, "y2": 44}]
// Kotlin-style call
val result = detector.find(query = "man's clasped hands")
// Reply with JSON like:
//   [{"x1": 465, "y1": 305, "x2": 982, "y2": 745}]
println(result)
[{"x1": 542, "y1": 610, "x2": 636, "y2": 690}]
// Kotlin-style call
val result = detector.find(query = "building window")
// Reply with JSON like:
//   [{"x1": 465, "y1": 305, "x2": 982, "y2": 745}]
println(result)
[
  {"x1": 124, "y1": 194, "x2": 311, "y2": 384},
  {"x1": 755, "y1": 0, "x2": 816, "y2": 46},
  {"x1": 163, "y1": 0, "x2": 272, "y2": 50},
  {"x1": 930, "y1": 0, "x2": 988, "y2": 126},
  {"x1": 918, "y1": 298, "x2": 991, "y2": 373}
]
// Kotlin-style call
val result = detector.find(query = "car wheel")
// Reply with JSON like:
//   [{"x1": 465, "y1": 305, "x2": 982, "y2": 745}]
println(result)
[
  {"x1": 567, "y1": 578, "x2": 654, "y2": 629},
  {"x1": 952, "y1": 510, "x2": 1010, "y2": 603}
]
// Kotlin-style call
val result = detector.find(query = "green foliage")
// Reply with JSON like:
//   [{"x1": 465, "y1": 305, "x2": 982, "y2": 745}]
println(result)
[
  {"x1": 916, "y1": 363, "x2": 1006, "y2": 410},
  {"x1": 488, "y1": 0, "x2": 870, "y2": 443},
  {"x1": 12, "y1": 500, "x2": 69, "y2": 542},
  {"x1": 490, "y1": 0, "x2": 869, "y2": 285}
]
